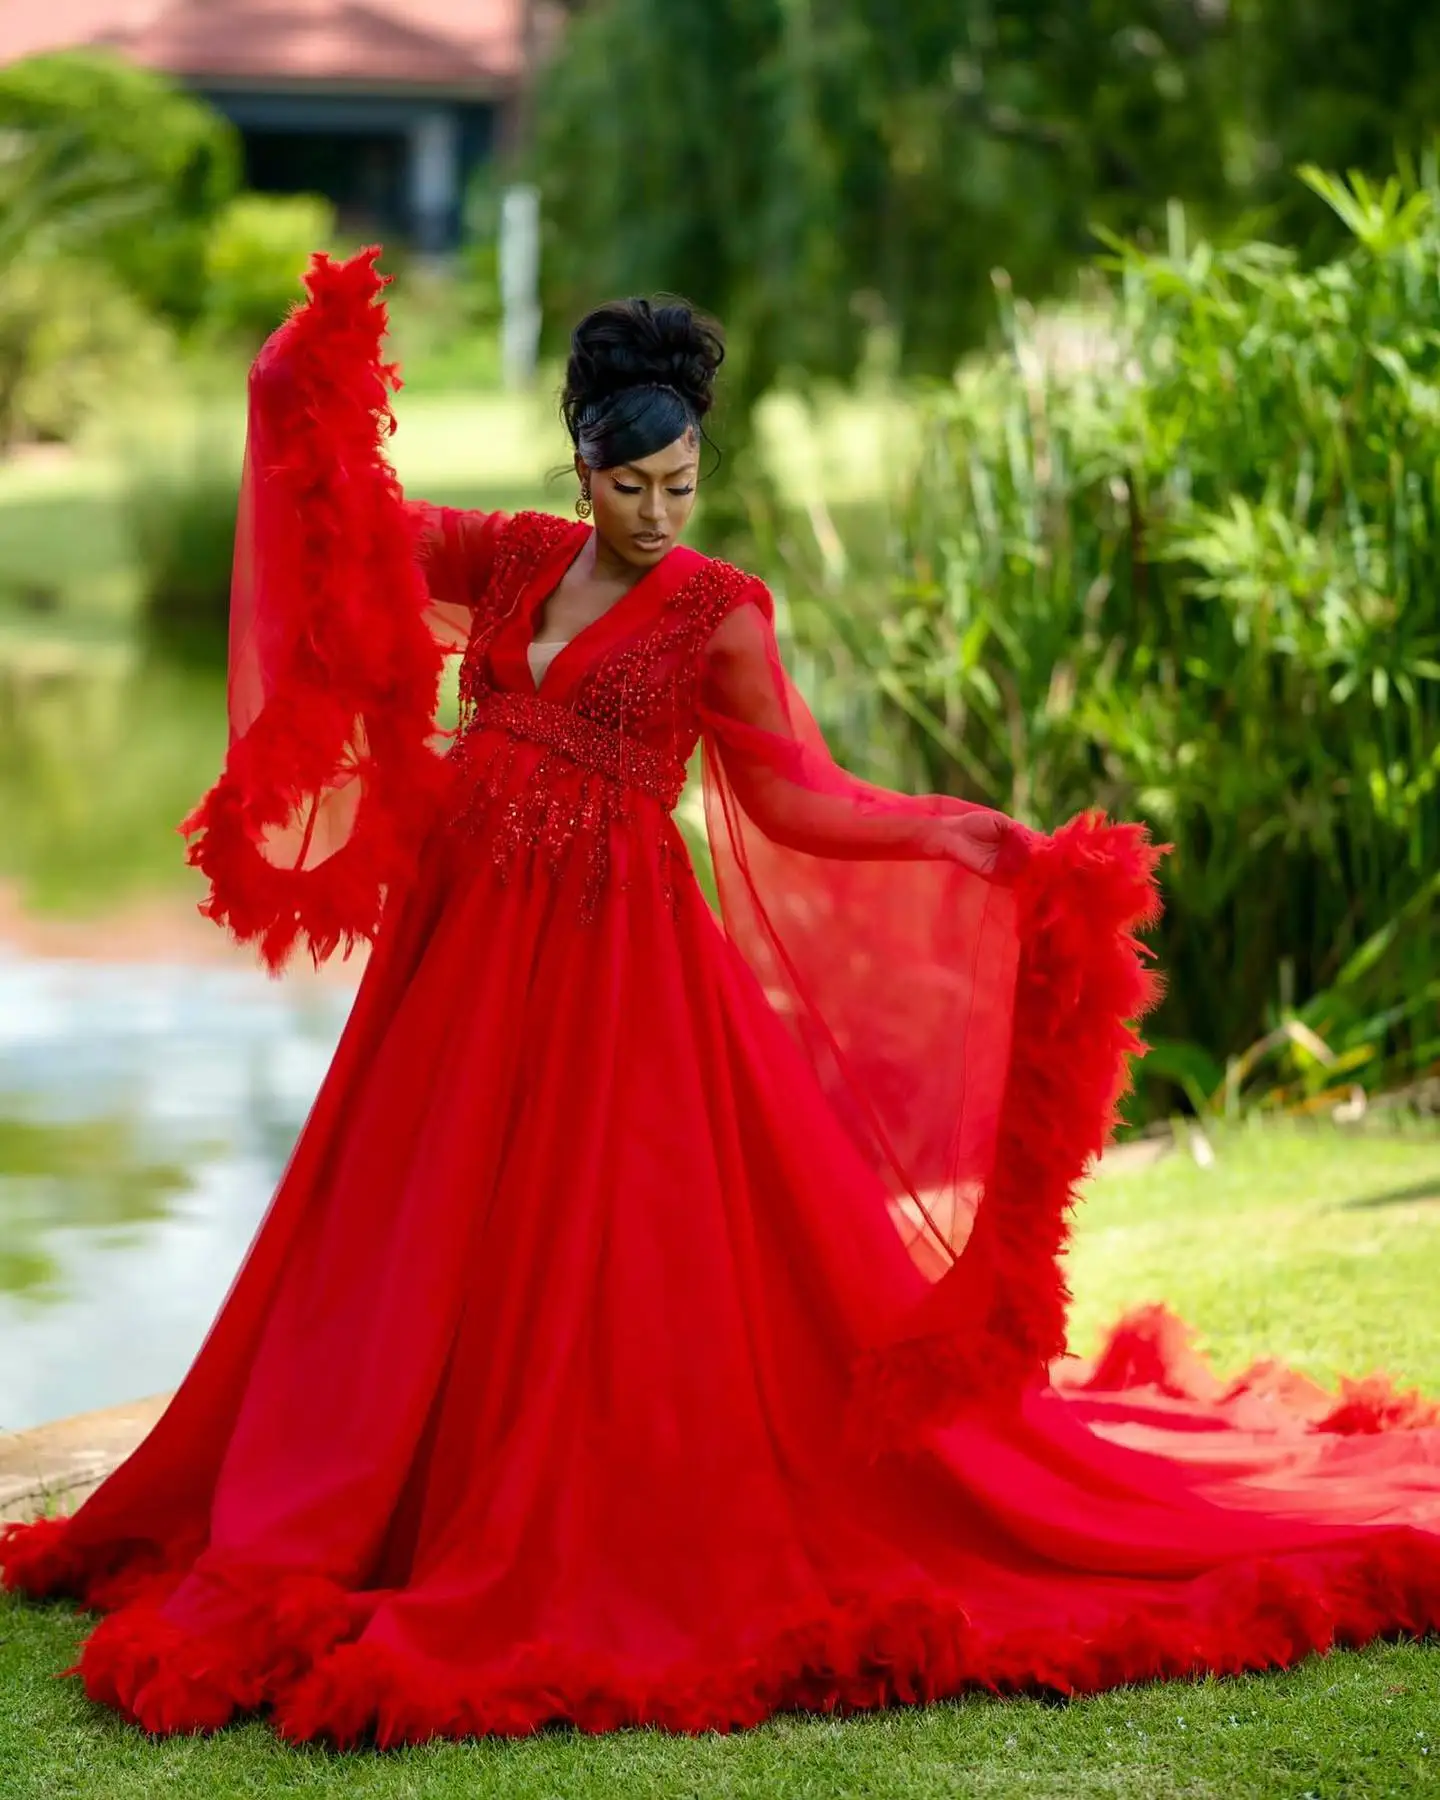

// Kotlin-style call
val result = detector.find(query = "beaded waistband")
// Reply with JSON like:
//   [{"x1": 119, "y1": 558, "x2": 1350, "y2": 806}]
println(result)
[{"x1": 459, "y1": 689, "x2": 687, "y2": 810}]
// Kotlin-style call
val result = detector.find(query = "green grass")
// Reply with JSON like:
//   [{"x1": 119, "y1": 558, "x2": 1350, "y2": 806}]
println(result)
[
  {"x1": 0, "y1": 462, "x2": 135, "y2": 619},
  {"x1": 0, "y1": 391, "x2": 564, "y2": 916},
  {"x1": 1, "y1": 1121, "x2": 1436, "y2": 1797},
  {"x1": 0, "y1": 392, "x2": 564, "y2": 616},
  {"x1": 0, "y1": 1612, "x2": 1435, "y2": 1800},
  {"x1": 0, "y1": 657, "x2": 228, "y2": 914},
  {"x1": 1068, "y1": 1118, "x2": 1440, "y2": 1395}
]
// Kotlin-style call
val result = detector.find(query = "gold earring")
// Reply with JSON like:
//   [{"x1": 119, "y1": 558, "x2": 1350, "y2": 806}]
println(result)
[{"x1": 575, "y1": 487, "x2": 592, "y2": 520}]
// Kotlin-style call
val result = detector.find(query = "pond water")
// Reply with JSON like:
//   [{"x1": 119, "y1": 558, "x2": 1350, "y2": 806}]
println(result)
[{"x1": 0, "y1": 947, "x2": 352, "y2": 1432}]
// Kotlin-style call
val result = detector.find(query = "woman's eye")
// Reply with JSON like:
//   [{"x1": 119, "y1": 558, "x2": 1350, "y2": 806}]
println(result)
[
  {"x1": 668, "y1": 486, "x2": 695, "y2": 497},
  {"x1": 612, "y1": 481, "x2": 642, "y2": 495}
]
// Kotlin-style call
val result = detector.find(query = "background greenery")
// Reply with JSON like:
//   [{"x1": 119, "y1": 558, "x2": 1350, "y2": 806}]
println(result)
[
  {"x1": 0, "y1": 17, "x2": 1437, "y2": 1123},
  {"x1": 0, "y1": 22, "x2": 1435, "y2": 1787},
  {"x1": 745, "y1": 171, "x2": 1440, "y2": 1121},
  {"x1": 532, "y1": 2, "x2": 1440, "y2": 400}
]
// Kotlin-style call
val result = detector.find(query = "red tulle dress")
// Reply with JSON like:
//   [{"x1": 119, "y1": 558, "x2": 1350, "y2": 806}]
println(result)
[{"x1": 3, "y1": 251, "x2": 1437, "y2": 1746}]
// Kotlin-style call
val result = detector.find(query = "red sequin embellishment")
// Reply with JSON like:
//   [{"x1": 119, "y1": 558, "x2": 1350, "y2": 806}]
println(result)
[
  {"x1": 463, "y1": 690, "x2": 687, "y2": 809},
  {"x1": 446, "y1": 728, "x2": 640, "y2": 921},
  {"x1": 443, "y1": 515, "x2": 759, "y2": 916}
]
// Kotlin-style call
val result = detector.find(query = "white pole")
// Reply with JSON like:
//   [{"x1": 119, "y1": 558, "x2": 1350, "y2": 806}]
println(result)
[{"x1": 499, "y1": 182, "x2": 541, "y2": 390}]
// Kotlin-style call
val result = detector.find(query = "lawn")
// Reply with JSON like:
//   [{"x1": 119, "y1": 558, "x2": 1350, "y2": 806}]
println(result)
[
  {"x1": 0, "y1": 392, "x2": 564, "y2": 916},
  {"x1": 1067, "y1": 1115, "x2": 1440, "y2": 1394},
  {"x1": 0, "y1": 382, "x2": 905, "y2": 618},
  {"x1": 0, "y1": 391, "x2": 564, "y2": 621},
  {"x1": 2, "y1": 1119, "x2": 1436, "y2": 1799}
]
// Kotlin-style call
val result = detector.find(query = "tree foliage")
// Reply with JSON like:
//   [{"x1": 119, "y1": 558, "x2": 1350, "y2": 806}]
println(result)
[
  {"x1": 531, "y1": 0, "x2": 1440, "y2": 410},
  {"x1": 1232, "y1": 1, "x2": 1440, "y2": 247},
  {"x1": 0, "y1": 50, "x2": 239, "y2": 323}
]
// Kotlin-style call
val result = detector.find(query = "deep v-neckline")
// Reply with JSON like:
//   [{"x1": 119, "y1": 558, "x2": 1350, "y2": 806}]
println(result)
[{"x1": 512, "y1": 524, "x2": 699, "y2": 701}]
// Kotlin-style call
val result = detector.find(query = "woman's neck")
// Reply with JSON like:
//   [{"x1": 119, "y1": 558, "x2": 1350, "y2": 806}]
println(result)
[{"x1": 587, "y1": 529, "x2": 650, "y2": 590}]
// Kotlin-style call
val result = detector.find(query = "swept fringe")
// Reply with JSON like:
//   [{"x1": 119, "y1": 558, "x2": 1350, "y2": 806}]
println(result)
[
  {"x1": 852, "y1": 812, "x2": 1165, "y2": 1443},
  {"x1": 3, "y1": 1512, "x2": 1436, "y2": 1743},
  {"x1": 177, "y1": 246, "x2": 448, "y2": 975},
  {"x1": 0, "y1": 1516, "x2": 87, "y2": 1597},
  {"x1": 1064, "y1": 1302, "x2": 1440, "y2": 1433},
  {"x1": 1, "y1": 1519, "x2": 196, "y2": 1611},
  {"x1": 273, "y1": 1530, "x2": 1440, "y2": 1744},
  {"x1": 74, "y1": 1568, "x2": 360, "y2": 1735},
  {"x1": 1320, "y1": 1379, "x2": 1440, "y2": 1435}
]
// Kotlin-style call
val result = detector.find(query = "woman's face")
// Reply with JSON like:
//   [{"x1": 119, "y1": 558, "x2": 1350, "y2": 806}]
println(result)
[{"x1": 578, "y1": 430, "x2": 700, "y2": 571}]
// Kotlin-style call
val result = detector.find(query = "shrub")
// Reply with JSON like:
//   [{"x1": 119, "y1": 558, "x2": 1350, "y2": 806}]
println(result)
[
  {"x1": 121, "y1": 406, "x2": 242, "y2": 664},
  {"x1": 0, "y1": 50, "x2": 236, "y2": 450},
  {"x1": 200, "y1": 193, "x2": 337, "y2": 349},
  {"x1": 0, "y1": 50, "x2": 238, "y2": 325},
  {"x1": 385, "y1": 254, "x2": 503, "y2": 394},
  {"x1": 761, "y1": 167, "x2": 1440, "y2": 1117},
  {"x1": 0, "y1": 255, "x2": 172, "y2": 449}
]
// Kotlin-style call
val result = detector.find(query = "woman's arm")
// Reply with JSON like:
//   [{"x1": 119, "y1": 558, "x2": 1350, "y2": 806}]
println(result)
[
  {"x1": 182, "y1": 247, "x2": 458, "y2": 971},
  {"x1": 250, "y1": 303, "x2": 507, "y2": 656},
  {"x1": 699, "y1": 594, "x2": 1032, "y2": 877},
  {"x1": 406, "y1": 503, "x2": 508, "y2": 652}
]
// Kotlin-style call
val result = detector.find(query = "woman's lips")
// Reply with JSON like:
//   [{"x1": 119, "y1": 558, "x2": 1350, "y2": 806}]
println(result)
[{"x1": 634, "y1": 533, "x2": 668, "y2": 549}]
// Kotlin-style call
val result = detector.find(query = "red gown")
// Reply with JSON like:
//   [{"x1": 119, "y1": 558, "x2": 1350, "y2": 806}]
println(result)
[{"x1": 3, "y1": 250, "x2": 1437, "y2": 1745}]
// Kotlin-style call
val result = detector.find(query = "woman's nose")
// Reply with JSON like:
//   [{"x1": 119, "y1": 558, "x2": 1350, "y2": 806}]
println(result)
[{"x1": 639, "y1": 491, "x2": 663, "y2": 523}]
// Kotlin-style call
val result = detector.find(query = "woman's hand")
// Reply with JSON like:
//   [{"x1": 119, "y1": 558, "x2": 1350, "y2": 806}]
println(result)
[{"x1": 924, "y1": 809, "x2": 1037, "y2": 878}]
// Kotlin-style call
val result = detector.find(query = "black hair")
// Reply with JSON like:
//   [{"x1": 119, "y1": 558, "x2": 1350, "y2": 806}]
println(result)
[{"x1": 562, "y1": 296, "x2": 725, "y2": 473}]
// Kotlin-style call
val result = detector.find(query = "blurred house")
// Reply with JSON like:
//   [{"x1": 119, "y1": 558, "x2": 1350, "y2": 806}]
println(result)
[{"x1": 0, "y1": 1, "x2": 537, "y2": 252}]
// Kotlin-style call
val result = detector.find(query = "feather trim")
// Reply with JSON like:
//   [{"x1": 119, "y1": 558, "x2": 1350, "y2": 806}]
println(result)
[
  {"x1": 177, "y1": 246, "x2": 447, "y2": 974},
  {"x1": 4, "y1": 1511, "x2": 1436, "y2": 1742},
  {"x1": 851, "y1": 813, "x2": 1165, "y2": 1443}
]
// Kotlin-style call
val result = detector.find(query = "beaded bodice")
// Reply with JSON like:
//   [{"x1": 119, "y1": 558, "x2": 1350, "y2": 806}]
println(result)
[{"x1": 441, "y1": 511, "x2": 758, "y2": 913}]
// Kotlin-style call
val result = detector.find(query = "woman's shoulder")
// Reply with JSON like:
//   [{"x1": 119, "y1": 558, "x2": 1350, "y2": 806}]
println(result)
[
  {"x1": 655, "y1": 548, "x2": 773, "y2": 659},
  {"x1": 680, "y1": 547, "x2": 773, "y2": 618},
  {"x1": 499, "y1": 509, "x2": 576, "y2": 550},
  {"x1": 482, "y1": 509, "x2": 577, "y2": 581}
]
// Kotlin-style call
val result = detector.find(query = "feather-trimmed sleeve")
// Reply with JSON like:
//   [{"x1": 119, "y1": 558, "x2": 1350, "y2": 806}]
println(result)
[{"x1": 178, "y1": 247, "x2": 457, "y2": 975}]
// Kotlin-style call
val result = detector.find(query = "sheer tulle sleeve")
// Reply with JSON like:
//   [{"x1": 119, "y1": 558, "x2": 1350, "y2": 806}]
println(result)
[
  {"x1": 699, "y1": 588, "x2": 1164, "y2": 1441},
  {"x1": 179, "y1": 247, "x2": 480, "y2": 975},
  {"x1": 409, "y1": 502, "x2": 508, "y2": 656}
]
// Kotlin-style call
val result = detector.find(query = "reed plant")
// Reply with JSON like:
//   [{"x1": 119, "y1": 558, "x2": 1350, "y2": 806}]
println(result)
[
  {"x1": 120, "y1": 401, "x2": 241, "y2": 664},
  {"x1": 757, "y1": 164, "x2": 1440, "y2": 1119}
]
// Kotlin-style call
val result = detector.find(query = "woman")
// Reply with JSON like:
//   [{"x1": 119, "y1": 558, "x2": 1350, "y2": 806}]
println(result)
[{"x1": 3, "y1": 248, "x2": 1436, "y2": 1746}]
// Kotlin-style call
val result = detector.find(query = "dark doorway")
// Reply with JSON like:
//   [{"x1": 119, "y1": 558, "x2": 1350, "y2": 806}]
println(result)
[{"x1": 241, "y1": 128, "x2": 410, "y2": 241}]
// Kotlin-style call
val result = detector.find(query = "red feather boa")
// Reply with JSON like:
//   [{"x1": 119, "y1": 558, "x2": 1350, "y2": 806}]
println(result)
[
  {"x1": 4, "y1": 1514, "x2": 1436, "y2": 1741},
  {"x1": 852, "y1": 812, "x2": 1165, "y2": 1441},
  {"x1": 177, "y1": 247, "x2": 447, "y2": 974}
]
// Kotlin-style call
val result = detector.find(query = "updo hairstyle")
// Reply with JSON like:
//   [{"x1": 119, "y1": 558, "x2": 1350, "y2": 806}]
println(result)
[{"x1": 561, "y1": 296, "x2": 725, "y2": 473}]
